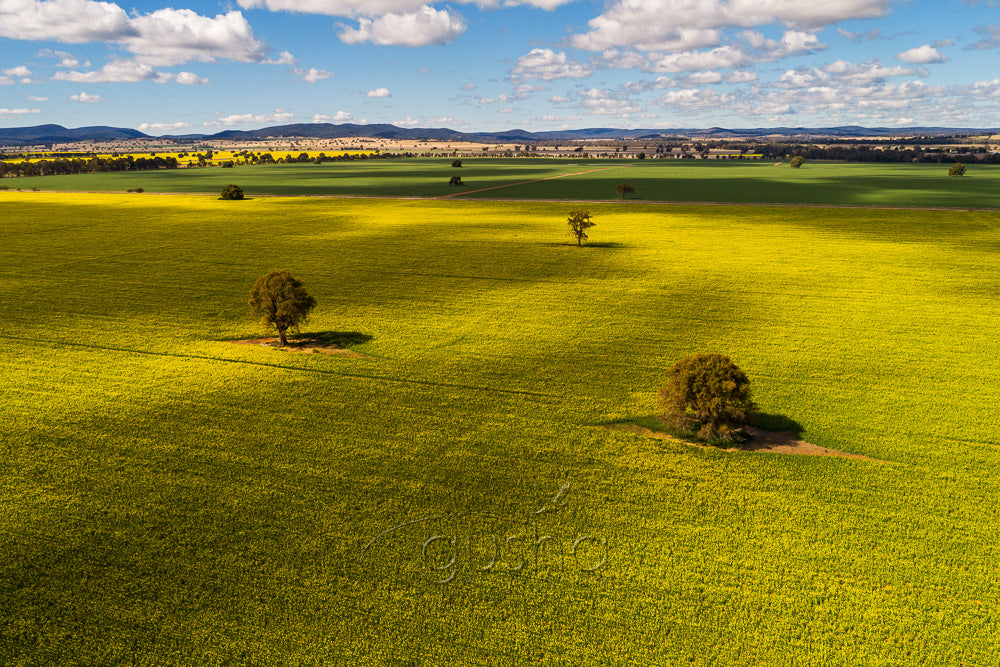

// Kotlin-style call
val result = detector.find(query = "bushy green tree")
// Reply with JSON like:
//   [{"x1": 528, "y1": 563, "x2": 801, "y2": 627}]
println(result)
[
  {"x1": 949, "y1": 163, "x2": 966, "y2": 176},
  {"x1": 616, "y1": 183, "x2": 636, "y2": 199},
  {"x1": 452, "y1": 159, "x2": 463, "y2": 167},
  {"x1": 220, "y1": 184, "x2": 244, "y2": 200},
  {"x1": 790, "y1": 156, "x2": 805, "y2": 169},
  {"x1": 248, "y1": 271, "x2": 317, "y2": 347},
  {"x1": 449, "y1": 175, "x2": 464, "y2": 185},
  {"x1": 567, "y1": 209, "x2": 595, "y2": 246},
  {"x1": 659, "y1": 353, "x2": 756, "y2": 442}
]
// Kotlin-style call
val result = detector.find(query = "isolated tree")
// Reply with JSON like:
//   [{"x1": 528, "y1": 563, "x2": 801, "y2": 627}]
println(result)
[
  {"x1": 449, "y1": 175, "x2": 464, "y2": 185},
  {"x1": 616, "y1": 183, "x2": 636, "y2": 199},
  {"x1": 948, "y1": 163, "x2": 966, "y2": 176},
  {"x1": 567, "y1": 209, "x2": 595, "y2": 246},
  {"x1": 790, "y1": 156, "x2": 805, "y2": 169},
  {"x1": 220, "y1": 184, "x2": 244, "y2": 200},
  {"x1": 248, "y1": 271, "x2": 317, "y2": 347},
  {"x1": 659, "y1": 353, "x2": 757, "y2": 442},
  {"x1": 452, "y1": 159, "x2": 463, "y2": 168}
]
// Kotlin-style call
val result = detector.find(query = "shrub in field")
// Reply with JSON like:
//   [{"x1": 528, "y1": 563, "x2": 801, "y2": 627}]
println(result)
[
  {"x1": 949, "y1": 163, "x2": 966, "y2": 176},
  {"x1": 452, "y1": 159, "x2": 463, "y2": 168},
  {"x1": 567, "y1": 209, "x2": 595, "y2": 246},
  {"x1": 449, "y1": 175, "x2": 464, "y2": 185},
  {"x1": 126, "y1": 187, "x2": 144, "y2": 193},
  {"x1": 790, "y1": 156, "x2": 805, "y2": 169},
  {"x1": 659, "y1": 353, "x2": 756, "y2": 442},
  {"x1": 616, "y1": 183, "x2": 635, "y2": 199},
  {"x1": 248, "y1": 271, "x2": 317, "y2": 347},
  {"x1": 220, "y1": 184, "x2": 244, "y2": 200}
]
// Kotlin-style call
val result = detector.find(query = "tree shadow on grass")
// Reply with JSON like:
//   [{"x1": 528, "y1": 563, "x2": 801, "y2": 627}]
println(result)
[
  {"x1": 544, "y1": 241, "x2": 628, "y2": 248},
  {"x1": 224, "y1": 330, "x2": 373, "y2": 348},
  {"x1": 298, "y1": 331, "x2": 373, "y2": 347},
  {"x1": 748, "y1": 412, "x2": 803, "y2": 436},
  {"x1": 603, "y1": 411, "x2": 805, "y2": 449}
]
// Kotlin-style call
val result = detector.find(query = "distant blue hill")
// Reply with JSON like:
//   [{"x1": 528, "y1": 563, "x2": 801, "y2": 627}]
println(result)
[
  {"x1": 0, "y1": 122, "x2": 996, "y2": 146},
  {"x1": 0, "y1": 124, "x2": 150, "y2": 144}
]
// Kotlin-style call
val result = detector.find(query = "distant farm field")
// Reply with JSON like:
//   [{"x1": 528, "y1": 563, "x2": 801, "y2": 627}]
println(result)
[
  {"x1": 2, "y1": 191, "x2": 1000, "y2": 663},
  {"x1": 6, "y1": 158, "x2": 1000, "y2": 208}
]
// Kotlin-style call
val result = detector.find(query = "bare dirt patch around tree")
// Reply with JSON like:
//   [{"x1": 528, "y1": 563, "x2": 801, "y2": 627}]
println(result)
[{"x1": 608, "y1": 423, "x2": 876, "y2": 461}]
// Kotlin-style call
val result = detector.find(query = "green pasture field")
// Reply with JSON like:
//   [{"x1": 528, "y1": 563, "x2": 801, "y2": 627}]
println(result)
[
  {"x1": 2, "y1": 192, "x2": 1000, "y2": 663},
  {"x1": 6, "y1": 157, "x2": 1000, "y2": 208}
]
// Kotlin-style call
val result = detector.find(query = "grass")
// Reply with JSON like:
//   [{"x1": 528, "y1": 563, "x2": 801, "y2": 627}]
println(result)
[
  {"x1": 2, "y1": 191, "x2": 1000, "y2": 663},
  {"x1": 6, "y1": 158, "x2": 1000, "y2": 208}
]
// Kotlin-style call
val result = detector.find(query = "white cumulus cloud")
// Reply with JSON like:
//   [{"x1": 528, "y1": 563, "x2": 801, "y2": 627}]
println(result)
[
  {"x1": 53, "y1": 60, "x2": 208, "y2": 84},
  {"x1": 0, "y1": 0, "x2": 134, "y2": 42},
  {"x1": 313, "y1": 111, "x2": 353, "y2": 122},
  {"x1": 0, "y1": 107, "x2": 41, "y2": 116},
  {"x1": 822, "y1": 59, "x2": 918, "y2": 82},
  {"x1": 0, "y1": 65, "x2": 33, "y2": 84},
  {"x1": 1, "y1": 1, "x2": 274, "y2": 67},
  {"x1": 137, "y1": 121, "x2": 193, "y2": 132},
  {"x1": 338, "y1": 6, "x2": 466, "y2": 46},
  {"x1": 70, "y1": 91, "x2": 101, "y2": 102},
  {"x1": 205, "y1": 109, "x2": 295, "y2": 127},
  {"x1": 265, "y1": 51, "x2": 296, "y2": 65},
  {"x1": 656, "y1": 88, "x2": 735, "y2": 109},
  {"x1": 123, "y1": 9, "x2": 269, "y2": 66},
  {"x1": 509, "y1": 48, "x2": 592, "y2": 82},
  {"x1": 896, "y1": 44, "x2": 947, "y2": 64},
  {"x1": 293, "y1": 67, "x2": 334, "y2": 82},
  {"x1": 570, "y1": 0, "x2": 888, "y2": 52},
  {"x1": 366, "y1": 87, "x2": 392, "y2": 97},
  {"x1": 239, "y1": 0, "x2": 573, "y2": 16}
]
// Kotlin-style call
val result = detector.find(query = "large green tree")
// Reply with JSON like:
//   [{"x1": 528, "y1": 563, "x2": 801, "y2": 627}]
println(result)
[
  {"x1": 659, "y1": 353, "x2": 756, "y2": 442},
  {"x1": 567, "y1": 209, "x2": 595, "y2": 246},
  {"x1": 220, "y1": 184, "x2": 244, "y2": 200},
  {"x1": 616, "y1": 183, "x2": 636, "y2": 199},
  {"x1": 248, "y1": 271, "x2": 317, "y2": 347}
]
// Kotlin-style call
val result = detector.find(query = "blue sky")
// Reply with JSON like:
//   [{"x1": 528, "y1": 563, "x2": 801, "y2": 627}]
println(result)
[{"x1": 1, "y1": 0, "x2": 999, "y2": 133}]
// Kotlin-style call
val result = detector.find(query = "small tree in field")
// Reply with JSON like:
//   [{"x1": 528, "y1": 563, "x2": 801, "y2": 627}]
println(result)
[
  {"x1": 220, "y1": 183, "x2": 244, "y2": 200},
  {"x1": 948, "y1": 163, "x2": 966, "y2": 176},
  {"x1": 659, "y1": 353, "x2": 756, "y2": 442},
  {"x1": 452, "y1": 159, "x2": 463, "y2": 167},
  {"x1": 248, "y1": 271, "x2": 317, "y2": 347},
  {"x1": 790, "y1": 156, "x2": 805, "y2": 169},
  {"x1": 616, "y1": 183, "x2": 636, "y2": 199},
  {"x1": 449, "y1": 175, "x2": 464, "y2": 185},
  {"x1": 567, "y1": 209, "x2": 595, "y2": 246}
]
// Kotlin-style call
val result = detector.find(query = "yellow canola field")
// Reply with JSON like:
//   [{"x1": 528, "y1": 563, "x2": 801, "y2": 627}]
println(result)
[{"x1": 2, "y1": 149, "x2": 374, "y2": 165}]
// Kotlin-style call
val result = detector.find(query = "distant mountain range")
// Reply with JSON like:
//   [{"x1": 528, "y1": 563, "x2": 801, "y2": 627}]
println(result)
[{"x1": 1, "y1": 123, "x2": 996, "y2": 146}]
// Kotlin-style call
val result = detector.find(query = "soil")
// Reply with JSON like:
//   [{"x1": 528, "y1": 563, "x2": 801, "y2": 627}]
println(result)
[
  {"x1": 608, "y1": 423, "x2": 876, "y2": 461},
  {"x1": 230, "y1": 336, "x2": 365, "y2": 358}
]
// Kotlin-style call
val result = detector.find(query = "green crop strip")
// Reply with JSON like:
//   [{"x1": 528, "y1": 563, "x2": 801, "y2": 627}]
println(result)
[{"x1": 6, "y1": 158, "x2": 1000, "y2": 209}]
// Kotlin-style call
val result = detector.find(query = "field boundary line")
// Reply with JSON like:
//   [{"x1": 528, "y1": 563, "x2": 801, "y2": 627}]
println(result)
[
  {"x1": 432, "y1": 164, "x2": 633, "y2": 199},
  {"x1": 0, "y1": 334, "x2": 560, "y2": 399}
]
